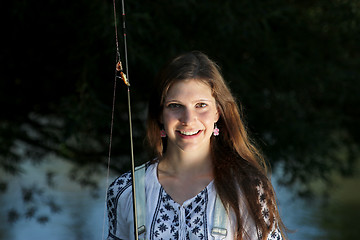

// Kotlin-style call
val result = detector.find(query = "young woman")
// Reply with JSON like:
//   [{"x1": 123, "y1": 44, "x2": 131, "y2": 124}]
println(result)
[{"x1": 107, "y1": 51, "x2": 286, "y2": 240}]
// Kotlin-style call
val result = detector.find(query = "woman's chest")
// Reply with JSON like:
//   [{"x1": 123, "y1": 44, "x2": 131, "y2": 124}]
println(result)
[{"x1": 146, "y1": 187, "x2": 216, "y2": 240}]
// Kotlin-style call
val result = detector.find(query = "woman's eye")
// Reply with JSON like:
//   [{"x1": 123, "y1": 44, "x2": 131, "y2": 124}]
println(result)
[
  {"x1": 196, "y1": 103, "x2": 208, "y2": 108},
  {"x1": 167, "y1": 103, "x2": 182, "y2": 109}
]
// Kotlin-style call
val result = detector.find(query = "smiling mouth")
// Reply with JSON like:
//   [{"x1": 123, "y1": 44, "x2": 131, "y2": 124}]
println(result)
[{"x1": 178, "y1": 130, "x2": 201, "y2": 136}]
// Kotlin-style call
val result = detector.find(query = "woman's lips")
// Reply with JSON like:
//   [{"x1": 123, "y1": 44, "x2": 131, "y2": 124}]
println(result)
[{"x1": 176, "y1": 130, "x2": 202, "y2": 138}]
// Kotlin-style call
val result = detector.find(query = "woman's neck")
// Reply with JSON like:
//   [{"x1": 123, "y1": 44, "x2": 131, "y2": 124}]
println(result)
[
  {"x1": 157, "y1": 145, "x2": 214, "y2": 205},
  {"x1": 159, "y1": 148, "x2": 213, "y2": 178}
]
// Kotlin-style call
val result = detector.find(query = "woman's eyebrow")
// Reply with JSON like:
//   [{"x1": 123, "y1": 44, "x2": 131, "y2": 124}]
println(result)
[{"x1": 165, "y1": 99, "x2": 213, "y2": 104}]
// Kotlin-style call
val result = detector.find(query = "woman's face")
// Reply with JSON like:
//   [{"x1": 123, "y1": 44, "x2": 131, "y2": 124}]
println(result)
[{"x1": 161, "y1": 79, "x2": 219, "y2": 153}]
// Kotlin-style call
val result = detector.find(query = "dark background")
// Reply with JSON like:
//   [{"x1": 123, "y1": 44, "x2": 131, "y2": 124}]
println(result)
[{"x1": 1, "y1": 0, "x2": 360, "y2": 237}]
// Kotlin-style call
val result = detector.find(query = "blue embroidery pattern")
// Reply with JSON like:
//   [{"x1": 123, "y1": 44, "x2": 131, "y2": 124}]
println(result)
[
  {"x1": 256, "y1": 180, "x2": 283, "y2": 240},
  {"x1": 150, "y1": 187, "x2": 209, "y2": 240},
  {"x1": 107, "y1": 172, "x2": 132, "y2": 239}
]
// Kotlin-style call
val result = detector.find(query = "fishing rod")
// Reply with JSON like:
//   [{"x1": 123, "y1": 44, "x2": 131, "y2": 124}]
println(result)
[{"x1": 102, "y1": 0, "x2": 139, "y2": 239}]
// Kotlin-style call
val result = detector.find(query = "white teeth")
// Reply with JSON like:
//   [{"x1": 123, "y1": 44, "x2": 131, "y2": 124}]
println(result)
[{"x1": 180, "y1": 130, "x2": 199, "y2": 136}]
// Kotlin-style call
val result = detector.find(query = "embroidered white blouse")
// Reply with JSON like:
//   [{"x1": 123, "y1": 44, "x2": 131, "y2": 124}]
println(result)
[{"x1": 107, "y1": 162, "x2": 282, "y2": 240}]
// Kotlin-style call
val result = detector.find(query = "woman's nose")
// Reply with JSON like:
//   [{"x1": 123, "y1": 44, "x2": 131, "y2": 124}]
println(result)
[{"x1": 181, "y1": 108, "x2": 196, "y2": 125}]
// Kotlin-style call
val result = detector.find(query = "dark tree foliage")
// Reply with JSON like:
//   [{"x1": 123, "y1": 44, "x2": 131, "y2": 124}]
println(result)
[{"x1": 1, "y1": 0, "x2": 359, "y2": 221}]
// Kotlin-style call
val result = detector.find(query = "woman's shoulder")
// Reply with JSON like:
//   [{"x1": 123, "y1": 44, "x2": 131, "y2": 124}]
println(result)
[
  {"x1": 107, "y1": 160, "x2": 157, "y2": 199},
  {"x1": 107, "y1": 171, "x2": 132, "y2": 203}
]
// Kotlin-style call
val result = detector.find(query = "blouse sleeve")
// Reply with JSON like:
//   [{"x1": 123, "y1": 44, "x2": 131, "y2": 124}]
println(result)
[
  {"x1": 266, "y1": 227, "x2": 282, "y2": 240},
  {"x1": 107, "y1": 172, "x2": 134, "y2": 240},
  {"x1": 256, "y1": 181, "x2": 283, "y2": 240}
]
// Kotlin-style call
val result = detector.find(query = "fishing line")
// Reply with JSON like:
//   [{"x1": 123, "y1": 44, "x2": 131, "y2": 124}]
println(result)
[{"x1": 102, "y1": 0, "x2": 139, "y2": 239}]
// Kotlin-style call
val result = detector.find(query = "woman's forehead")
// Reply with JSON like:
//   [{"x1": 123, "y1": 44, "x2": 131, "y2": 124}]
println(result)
[{"x1": 164, "y1": 79, "x2": 214, "y2": 102}]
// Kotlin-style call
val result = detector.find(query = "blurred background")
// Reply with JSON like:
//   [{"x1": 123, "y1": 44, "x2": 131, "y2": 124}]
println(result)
[{"x1": 1, "y1": 0, "x2": 360, "y2": 239}]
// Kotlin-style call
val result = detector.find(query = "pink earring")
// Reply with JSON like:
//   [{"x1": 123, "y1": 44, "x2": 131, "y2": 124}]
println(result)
[
  {"x1": 213, "y1": 123, "x2": 219, "y2": 136},
  {"x1": 160, "y1": 129, "x2": 167, "y2": 138}
]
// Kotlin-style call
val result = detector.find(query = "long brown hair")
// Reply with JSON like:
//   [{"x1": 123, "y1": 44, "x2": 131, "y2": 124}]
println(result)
[{"x1": 146, "y1": 51, "x2": 286, "y2": 239}]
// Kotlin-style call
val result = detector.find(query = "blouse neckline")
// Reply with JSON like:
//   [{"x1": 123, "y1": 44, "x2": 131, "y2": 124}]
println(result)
[{"x1": 150, "y1": 161, "x2": 215, "y2": 207}]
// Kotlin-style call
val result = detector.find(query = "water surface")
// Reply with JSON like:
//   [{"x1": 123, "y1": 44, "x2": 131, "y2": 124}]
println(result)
[{"x1": 1, "y1": 156, "x2": 359, "y2": 240}]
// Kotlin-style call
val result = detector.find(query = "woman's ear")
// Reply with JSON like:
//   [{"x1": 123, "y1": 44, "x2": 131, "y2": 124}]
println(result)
[{"x1": 215, "y1": 107, "x2": 220, "y2": 122}]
